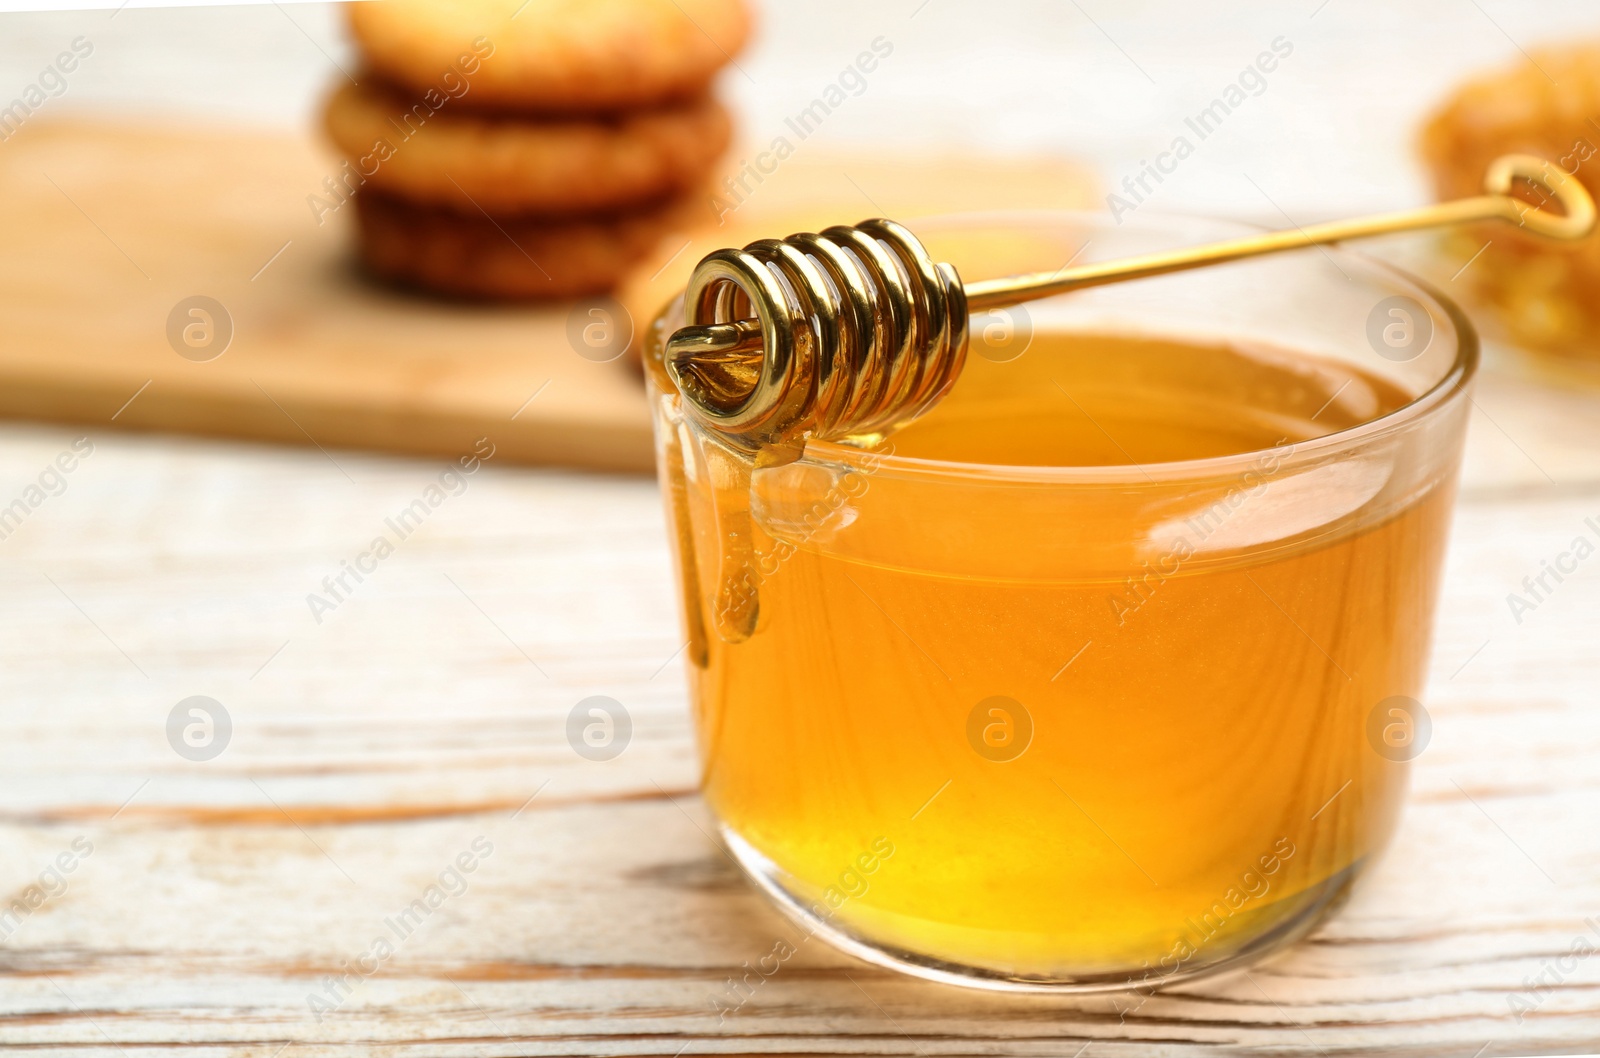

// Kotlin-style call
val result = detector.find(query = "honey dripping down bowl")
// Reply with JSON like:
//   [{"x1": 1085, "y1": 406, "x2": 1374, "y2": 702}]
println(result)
[{"x1": 652, "y1": 154, "x2": 1595, "y2": 648}]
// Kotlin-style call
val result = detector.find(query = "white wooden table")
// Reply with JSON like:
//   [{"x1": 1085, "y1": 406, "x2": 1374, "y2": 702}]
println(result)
[{"x1": 1, "y1": 346, "x2": 1599, "y2": 1055}]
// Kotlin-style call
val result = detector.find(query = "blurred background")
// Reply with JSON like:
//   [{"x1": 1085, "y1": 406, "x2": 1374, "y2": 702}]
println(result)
[{"x1": 3, "y1": 0, "x2": 1598, "y2": 219}]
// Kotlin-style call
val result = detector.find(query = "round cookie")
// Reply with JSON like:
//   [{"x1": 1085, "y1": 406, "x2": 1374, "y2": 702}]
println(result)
[
  {"x1": 353, "y1": 191, "x2": 689, "y2": 300},
  {"x1": 1421, "y1": 42, "x2": 1600, "y2": 202},
  {"x1": 346, "y1": 0, "x2": 752, "y2": 113},
  {"x1": 325, "y1": 80, "x2": 731, "y2": 215},
  {"x1": 1420, "y1": 41, "x2": 1600, "y2": 360}
]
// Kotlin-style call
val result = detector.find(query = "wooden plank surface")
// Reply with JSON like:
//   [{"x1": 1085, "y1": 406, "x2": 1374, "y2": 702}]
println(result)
[
  {"x1": 0, "y1": 119, "x2": 1097, "y2": 475},
  {"x1": 1, "y1": 323, "x2": 1599, "y2": 1054}
]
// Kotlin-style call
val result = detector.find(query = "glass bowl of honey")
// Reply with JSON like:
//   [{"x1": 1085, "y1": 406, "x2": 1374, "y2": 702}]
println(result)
[{"x1": 643, "y1": 211, "x2": 1476, "y2": 991}]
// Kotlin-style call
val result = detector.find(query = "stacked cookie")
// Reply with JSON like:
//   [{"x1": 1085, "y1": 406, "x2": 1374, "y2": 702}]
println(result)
[{"x1": 326, "y1": 0, "x2": 750, "y2": 299}]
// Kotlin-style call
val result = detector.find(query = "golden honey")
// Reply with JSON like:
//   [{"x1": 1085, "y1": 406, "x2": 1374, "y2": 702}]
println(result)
[{"x1": 660, "y1": 329, "x2": 1461, "y2": 984}]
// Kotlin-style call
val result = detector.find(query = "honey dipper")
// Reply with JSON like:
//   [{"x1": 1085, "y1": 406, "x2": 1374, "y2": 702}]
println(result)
[
  {"x1": 663, "y1": 154, "x2": 1593, "y2": 459},
  {"x1": 655, "y1": 155, "x2": 1594, "y2": 654}
]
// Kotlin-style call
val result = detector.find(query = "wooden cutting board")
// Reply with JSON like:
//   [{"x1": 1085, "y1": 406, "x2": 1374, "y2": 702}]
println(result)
[{"x1": 0, "y1": 119, "x2": 1096, "y2": 473}]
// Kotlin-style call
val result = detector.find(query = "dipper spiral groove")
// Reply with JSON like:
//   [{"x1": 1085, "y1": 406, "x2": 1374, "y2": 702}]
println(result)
[{"x1": 665, "y1": 218, "x2": 968, "y2": 453}]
